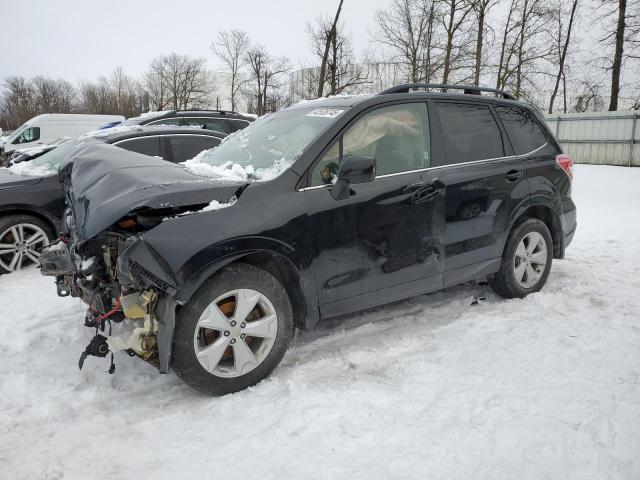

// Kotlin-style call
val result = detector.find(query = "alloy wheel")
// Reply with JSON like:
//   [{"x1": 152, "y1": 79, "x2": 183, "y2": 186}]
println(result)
[
  {"x1": 513, "y1": 231, "x2": 547, "y2": 288},
  {"x1": 0, "y1": 223, "x2": 49, "y2": 272},
  {"x1": 193, "y1": 288, "x2": 278, "y2": 378}
]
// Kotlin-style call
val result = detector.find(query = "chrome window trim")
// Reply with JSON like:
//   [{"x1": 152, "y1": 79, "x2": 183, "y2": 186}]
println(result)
[{"x1": 298, "y1": 143, "x2": 547, "y2": 192}]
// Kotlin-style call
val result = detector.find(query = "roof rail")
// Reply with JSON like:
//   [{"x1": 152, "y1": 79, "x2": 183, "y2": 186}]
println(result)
[{"x1": 379, "y1": 83, "x2": 516, "y2": 100}]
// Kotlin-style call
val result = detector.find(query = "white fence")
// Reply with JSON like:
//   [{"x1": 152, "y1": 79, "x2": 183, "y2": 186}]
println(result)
[{"x1": 544, "y1": 111, "x2": 639, "y2": 167}]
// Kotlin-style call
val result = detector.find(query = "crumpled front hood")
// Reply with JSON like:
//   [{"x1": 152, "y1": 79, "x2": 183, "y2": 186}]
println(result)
[{"x1": 60, "y1": 143, "x2": 246, "y2": 243}]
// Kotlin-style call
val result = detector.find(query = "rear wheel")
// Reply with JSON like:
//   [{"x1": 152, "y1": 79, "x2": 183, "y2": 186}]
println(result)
[
  {"x1": 172, "y1": 263, "x2": 293, "y2": 395},
  {"x1": 489, "y1": 218, "x2": 553, "y2": 299},
  {"x1": 0, "y1": 214, "x2": 53, "y2": 274}
]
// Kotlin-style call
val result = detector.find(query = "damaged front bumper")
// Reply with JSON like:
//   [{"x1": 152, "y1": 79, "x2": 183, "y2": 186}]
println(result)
[{"x1": 41, "y1": 237, "x2": 181, "y2": 374}]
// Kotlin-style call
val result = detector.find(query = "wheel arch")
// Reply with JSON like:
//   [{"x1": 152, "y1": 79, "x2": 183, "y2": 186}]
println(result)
[
  {"x1": 0, "y1": 205, "x2": 60, "y2": 237},
  {"x1": 510, "y1": 203, "x2": 564, "y2": 259},
  {"x1": 177, "y1": 249, "x2": 317, "y2": 332}
]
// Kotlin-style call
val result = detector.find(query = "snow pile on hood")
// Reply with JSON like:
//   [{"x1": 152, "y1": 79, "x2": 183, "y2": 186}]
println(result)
[
  {"x1": 6, "y1": 161, "x2": 56, "y2": 177},
  {"x1": 183, "y1": 156, "x2": 254, "y2": 182},
  {"x1": 182, "y1": 147, "x2": 293, "y2": 183}
]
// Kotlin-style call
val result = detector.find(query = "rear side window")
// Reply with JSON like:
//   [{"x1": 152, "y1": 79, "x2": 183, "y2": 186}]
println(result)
[
  {"x1": 436, "y1": 102, "x2": 503, "y2": 164},
  {"x1": 169, "y1": 135, "x2": 221, "y2": 163},
  {"x1": 115, "y1": 137, "x2": 162, "y2": 158},
  {"x1": 184, "y1": 117, "x2": 231, "y2": 134},
  {"x1": 495, "y1": 106, "x2": 549, "y2": 155}
]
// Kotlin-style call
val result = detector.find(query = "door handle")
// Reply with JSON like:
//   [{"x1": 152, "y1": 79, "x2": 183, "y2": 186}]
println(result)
[
  {"x1": 505, "y1": 169, "x2": 524, "y2": 182},
  {"x1": 406, "y1": 178, "x2": 445, "y2": 204}
]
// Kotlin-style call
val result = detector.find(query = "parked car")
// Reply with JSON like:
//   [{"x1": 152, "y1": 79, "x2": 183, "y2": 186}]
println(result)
[
  {"x1": 1, "y1": 114, "x2": 125, "y2": 158},
  {"x1": 0, "y1": 126, "x2": 226, "y2": 273},
  {"x1": 40, "y1": 83, "x2": 577, "y2": 396},
  {"x1": 122, "y1": 109, "x2": 255, "y2": 134}
]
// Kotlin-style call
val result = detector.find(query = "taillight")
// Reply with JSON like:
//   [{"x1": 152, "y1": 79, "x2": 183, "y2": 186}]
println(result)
[{"x1": 556, "y1": 154, "x2": 573, "y2": 181}]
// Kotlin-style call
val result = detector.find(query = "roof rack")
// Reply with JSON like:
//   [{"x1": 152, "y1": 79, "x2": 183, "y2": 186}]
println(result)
[
  {"x1": 180, "y1": 109, "x2": 242, "y2": 116},
  {"x1": 379, "y1": 83, "x2": 516, "y2": 100}
]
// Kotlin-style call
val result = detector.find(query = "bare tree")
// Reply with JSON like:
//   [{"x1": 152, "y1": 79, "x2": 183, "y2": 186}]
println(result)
[
  {"x1": 496, "y1": 0, "x2": 555, "y2": 98},
  {"x1": 572, "y1": 78, "x2": 606, "y2": 112},
  {"x1": 374, "y1": 0, "x2": 442, "y2": 83},
  {"x1": 317, "y1": 0, "x2": 344, "y2": 97},
  {"x1": 32, "y1": 76, "x2": 76, "y2": 113},
  {"x1": 440, "y1": 0, "x2": 476, "y2": 84},
  {"x1": 307, "y1": 16, "x2": 369, "y2": 97},
  {"x1": 548, "y1": 0, "x2": 579, "y2": 113},
  {"x1": 472, "y1": 0, "x2": 499, "y2": 86},
  {"x1": 145, "y1": 53, "x2": 212, "y2": 111},
  {"x1": 212, "y1": 30, "x2": 249, "y2": 111},
  {"x1": 244, "y1": 44, "x2": 290, "y2": 116},
  {"x1": 599, "y1": 0, "x2": 639, "y2": 110}
]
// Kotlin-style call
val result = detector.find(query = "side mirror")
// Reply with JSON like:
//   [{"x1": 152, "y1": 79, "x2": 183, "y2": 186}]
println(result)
[{"x1": 331, "y1": 155, "x2": 376, "y2": 200}]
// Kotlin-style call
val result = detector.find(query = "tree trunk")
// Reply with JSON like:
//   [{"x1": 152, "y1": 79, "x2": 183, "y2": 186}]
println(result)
[
  {"x1": 442, "y1": 1, "x2": 456, "y2": 84},
  {"x1": 549, "y1": 0, "x2": 578, "y2": 113},
  {"x1": 496, "y1": 0, "x2": 516, "y2": 90},
  {"x1": 317, "y1": 0, "x2": 344, "y2": 98},
  {"x1": 609, "y1": 0, "x2": 626, "y2": 111},
  {"x1": 474, "y1": 4, "x2": 486, "y2": 86}
]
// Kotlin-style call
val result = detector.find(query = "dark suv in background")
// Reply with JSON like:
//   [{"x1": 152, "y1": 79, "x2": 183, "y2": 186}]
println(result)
[
  {"x1": 41, "y1": 83, "x2": 577, "y2": 396},
  {"x1": 123, "y1": 109, "x2": 255, "y2": 134},
  {"x1": 0, "y1": 126, "x2": 225, "y2": 273}
]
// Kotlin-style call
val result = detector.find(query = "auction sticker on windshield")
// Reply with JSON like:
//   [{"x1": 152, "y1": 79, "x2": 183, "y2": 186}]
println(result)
[{"x1": 306, "y1": 109, "x2": 344, "y2": 118}]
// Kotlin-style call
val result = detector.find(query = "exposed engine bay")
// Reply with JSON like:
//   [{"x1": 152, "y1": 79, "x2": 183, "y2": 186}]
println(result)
[
  {"x1": 43, "y1": 209, "x2": 183, "y2": 371},
  {"x1": 40, "y1": 143, "x2": 247, "y2": 373}
]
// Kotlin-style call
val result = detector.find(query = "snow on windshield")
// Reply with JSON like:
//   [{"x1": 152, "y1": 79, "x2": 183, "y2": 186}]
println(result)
[
  {"x1": 8, "y1": 141, "x2": 82, "y2": 176},
  {"x1": 182, "y1": 107, "x2": 346, "y2": 182}
]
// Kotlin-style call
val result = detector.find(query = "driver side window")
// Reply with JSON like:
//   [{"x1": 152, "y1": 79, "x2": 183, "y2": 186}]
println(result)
[
  {"x1": 16, "y1": 127, "x2": 40, "y2": 144},
  {"x1": 310, "y1": 103, "x2": 430, "y2": 186}
]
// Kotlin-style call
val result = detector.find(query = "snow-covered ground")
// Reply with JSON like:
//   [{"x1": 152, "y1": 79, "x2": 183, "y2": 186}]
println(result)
[{"x1": 1, "y1": 164, "x2": 639, "y2": 480}]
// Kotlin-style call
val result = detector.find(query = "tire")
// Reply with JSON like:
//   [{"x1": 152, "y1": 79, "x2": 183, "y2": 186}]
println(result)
[
  {"x1": 0, "y1": 214, "x2": 54, "y2": 274},
  {"x1": 172, "y1": 262, "x2": 294, "y2": 395},
  {"x1": 489, "y1": 218, "x2": 553, "y2": 299}
]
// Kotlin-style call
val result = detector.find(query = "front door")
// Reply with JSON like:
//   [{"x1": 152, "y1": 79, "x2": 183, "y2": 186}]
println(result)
[{"x1": 304, "y1": 102, "x2": 445, "y2": 318}]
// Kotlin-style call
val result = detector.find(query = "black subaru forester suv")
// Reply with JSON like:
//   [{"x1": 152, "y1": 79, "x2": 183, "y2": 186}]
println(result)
[{"x1": 41, "y1": 84, "x2": 577, "y2": 395}]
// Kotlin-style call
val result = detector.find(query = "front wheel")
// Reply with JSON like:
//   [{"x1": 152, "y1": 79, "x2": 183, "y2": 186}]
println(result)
[
  {"x1": 172, "y1": 263, "x2": 293, "y2": 395},
  {"x1": 489, "y1": 218, "x2": 553, "y2": 299},
  {"x1": 0, "y1": 214, "x2": 54, "y2": 274}
]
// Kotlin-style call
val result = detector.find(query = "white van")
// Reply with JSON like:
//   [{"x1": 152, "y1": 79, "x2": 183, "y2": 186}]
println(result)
[{"x1": 1, "y1": 114, "x2": 124, "y2": 156}]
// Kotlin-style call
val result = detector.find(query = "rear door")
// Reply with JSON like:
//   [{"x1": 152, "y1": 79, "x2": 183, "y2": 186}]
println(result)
[
  {"x1": 304, "y1": 101, "x2": 445, "y2": 317},
  {"x1": 430, "y1": 100, "x2": 530, "y2": 285}
]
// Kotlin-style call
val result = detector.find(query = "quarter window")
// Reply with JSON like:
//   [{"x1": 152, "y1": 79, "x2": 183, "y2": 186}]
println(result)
[
  {"x1": 436, "y1": 102, "x2": 503, "y2": 164},
  {"x1": 311, "y1": 103, "x2": 430, "y2": 186},
  {"x1": 169, "y1": 135, "x2": 221, "y2": 163},
  {"x1": 495, "y1": 105, "x2": 549, "y2": 155}
]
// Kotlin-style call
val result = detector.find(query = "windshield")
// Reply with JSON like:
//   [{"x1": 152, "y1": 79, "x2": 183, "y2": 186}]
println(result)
[
  {"x1": 6, "y1": 124, "x2": 28, "y2": 143},
  {"x1": 184, "y1": 106, "x2": 347, "y2": 181},
  {"x1": 8, "y1": 140, "x2": 82, "y2": 176}
]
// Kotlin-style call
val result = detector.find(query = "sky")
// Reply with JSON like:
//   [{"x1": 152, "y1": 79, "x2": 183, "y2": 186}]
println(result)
[{"x1": 0, "y1": 0, "x2": 390, "y2": 82}]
